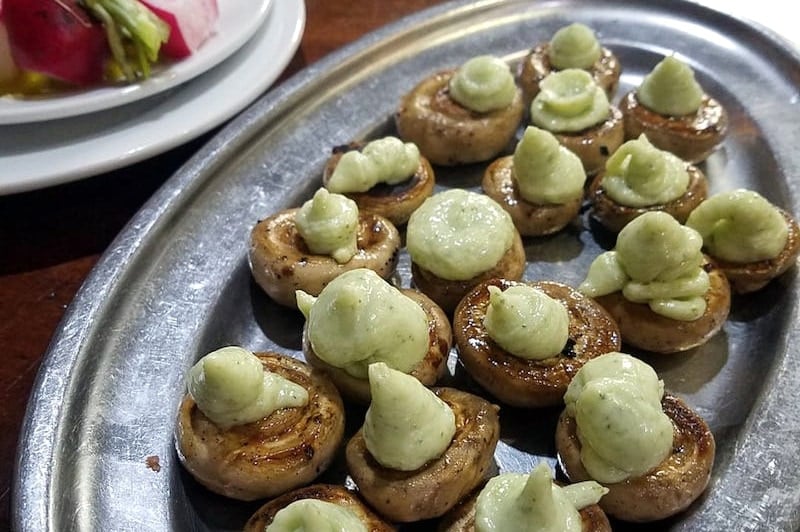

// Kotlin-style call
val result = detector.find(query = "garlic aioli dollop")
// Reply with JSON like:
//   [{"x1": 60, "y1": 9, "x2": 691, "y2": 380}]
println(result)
[
  {"x1": 295, "y1": 188, "x2": 359, "y2": 264},
  {"x1": 406, "y1": 189, "x2": 515, "y2": 280},
  {"x1": 579, "y1": 212, "x2": 710, "y2": 321},
  {"x1": 530, "y1": 69, "x2": 610, "y2": 133},
  {"x1": 563, "y1": 352, "x2": 673, "y2": 483},
  {"x1": 326, "y1": 136, "x2": 421, "y2": 193},
  {"x1": 637, "y1": 55, "x2": 704, "y2": 116},
  {"x1": 686, "y1": 189, "x2": 788, "y2": 263},
  {"x1": 600, "y1": 134, "x2": 690, "y2": 208},
  {"x1": 449, "y1": 55, "x2": 517, "y2": 113},
  {"x1": 474, "y1": 462, "x2": 607, "y2": 532},
  {"x1": 266, "y1": 499, "x2": 367, "y2": 532},
  {"x1": 483, "y1": 284, "x2": 569, "y2": 360},
  {"x1": 548, "y1": 23, "x2": 602, "y2": 70},
  {"x1": 362, "y1": 362, "x2": 456, "y2": 471},
  {"x1": 296, "y1": 268, "x2": 429, "y2": 379},
  {"x1": 513, "y1": 126, "x2": 586, "y2": 204},
  {"x1": 187, "y1": 346, "x2": 308, "y2": 430}
]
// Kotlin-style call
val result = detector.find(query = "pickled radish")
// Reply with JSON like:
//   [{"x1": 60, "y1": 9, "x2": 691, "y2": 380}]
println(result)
[{"x1": 140, "y1": 0, "x2": 218, "y2": 59}]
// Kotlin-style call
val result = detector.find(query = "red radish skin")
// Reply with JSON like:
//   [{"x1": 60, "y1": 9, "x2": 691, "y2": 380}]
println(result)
[
  {"x1": 140, "y1": 0, "x2": 218, "y2": 59},
  {"x1": 2, "y1": 0, "x2": 108, "y2": 86}
]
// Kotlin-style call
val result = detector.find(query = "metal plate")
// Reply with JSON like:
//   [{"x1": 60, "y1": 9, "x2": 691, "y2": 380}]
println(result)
[{"x1": 14, "y1": 0, "x2": 800, "y2": 530}]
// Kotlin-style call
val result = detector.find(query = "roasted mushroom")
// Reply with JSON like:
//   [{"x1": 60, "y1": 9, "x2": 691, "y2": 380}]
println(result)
[
  {"x1": 346, "y1": 364, "x2": 500, "y2": 523},
  {"x1": 454, "y1": 278, "x2": 621, "y2": 408},
  {"x1": 244, "y1": 484, "x2": 395, "y2": 532},
  {"x1": 619, "y1": 56, "x2": 727, "y2": 163},
  {"x1": 396, "y1": 55, "x2": 525, "y2": 166},
  {"x1": 322, "y1": 136, "x2": 436, "y2": 226},
  {"x1": 686, "y1": 189, "x2": 800, "y2": 293},
  {"x1": 249, "y1": 189, "x2": 401, "y2": 309},
  {"x1": 175, "y1": 348, "x2": 345, "y2": 501},
  {"x1": 518, "y1": 22, "x2": 621, "y2": 104}
]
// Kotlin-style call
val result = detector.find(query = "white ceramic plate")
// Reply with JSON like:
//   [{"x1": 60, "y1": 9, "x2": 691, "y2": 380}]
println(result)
[
  {"x1": 0, "y1": 0, "x2": 305, "y2": 195},
  {"x1": 0, "y1": 0, "x2": 273, "y2": 125}
]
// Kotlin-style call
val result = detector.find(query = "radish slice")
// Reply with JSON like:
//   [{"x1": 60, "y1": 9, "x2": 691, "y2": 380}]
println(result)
[{"x1": 140, "y1": 0, "x2": 219, "y2": 59}]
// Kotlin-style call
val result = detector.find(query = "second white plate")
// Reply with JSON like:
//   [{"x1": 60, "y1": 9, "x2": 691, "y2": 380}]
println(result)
[{"x1": 0, "y1": 0, "x2": 273, "y2": 125}]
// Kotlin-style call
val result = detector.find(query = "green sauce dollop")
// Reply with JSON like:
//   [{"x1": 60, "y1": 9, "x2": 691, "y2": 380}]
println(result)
[
  {"x1": 530, "y1": 69, "x2": 610, "y2": 133},
  {"x1": 296, "y1": 269, "x2": 429, "y2": 379},
  {"x1": 187, "y1": 346, "x2": 308, "y2": 430},
  {"x1": 363, "y1": 362, "x2": 456, "y2": 471},
  {"x1": 513, "y1": 126, "x2": 586, "y2": 204},
  {"x1": 484, "y1": 285, "x2": 569, "y2": 360},
  {"x1": 579, "y1": 211, "x2": 709, "y2": 321},
  {"x1": 295, "y1": 188, "x2": 359, "y2": 264},
  {"x1": 548, "y1": 23, "x2": 602, "y2": 70},
  {"x1": 600, "y1": 134, "x2": 690, "y2": 207},
  {"x1": 326, "y1": 136, "x2": 421, "y2": 193},
  {"x1": 564, "y1": 352, "x2": 673, "y2": 483},
  {"x1": 266, "y1": 499, "x2": 367, "y2": 532},
  {"x1": 449, "y1": 55, "x2": 517, "y2": 113},
  {"x1": 638, "y1": 56, "x2": 704, "y2": 116},
  {"x1": 406, "y1": 189, "x2": 515, "y2": 280},
  {"x1": 474, "y1": 462, "x2": 607, "y2": 532},
  {"x1": 686, "y1": 189, "x2": 789, "y2": 263}
]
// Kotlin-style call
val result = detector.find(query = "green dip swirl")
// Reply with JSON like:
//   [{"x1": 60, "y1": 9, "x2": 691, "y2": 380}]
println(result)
[
  {"x1": 530, "y1": 69, "x2": 610, "y2": 133},
  {"x1": 600, "y1": 134, "x2": 690, "y2": 207},
  {"x1": 548, "y1": 23, "x2": 602, "y2": 70},
  {"x1": 295, "y1": 188, "x2": 359, "y2": 264},
  {"x1": 449, "y1": 55, "x2": 517, "y2": 113},
  {"x1": 513, "y1": 126, "x2": 586, "y2": 204},
  {"x1": 266, "y1": 499, "x2": 367, "y2": 532},
  {"x1": 686, "y1": 189, "x2": 788, "y2": 263},
  {"x1": 638, "y1": 56, "x2": 704, "y2": 116},
  {"x1": 326, "y1": 136, "x2": 421, "y2": 193}
]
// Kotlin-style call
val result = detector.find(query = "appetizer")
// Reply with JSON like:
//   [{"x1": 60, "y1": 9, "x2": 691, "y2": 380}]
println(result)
[
  {"x1": 588, "y1": 134, "x2": 709, "y2": 232},
  {"x1": 346, "y1": 363, "x2": 500, "y2": 522},
  {"x1": 686, "y1": 189, "x2": 800, "y2": 293},
  {"x1": 174, "y1": 346, "x2": 345, "y2": 501},
  {"x1": 406, "y1": 189, "x2": 526, "y2": 313},
  {"x1": 323, "y1": 136, "x2": 435, "y2": 226},
  {"x1": 529, "y1": 68, "x2": 624, "y2": 175},
  {"x1": 454, "y1": 278, "x2": 621, "y2": 408},
  {"x1": 482, "y1": 126, "x2": 587, "y2": 236},
  {"x1": 580, "y1": 211, "x2": 730, "y2": 353},
  {"x1": 620, "y1": 55, "x2": 728, "y2": 163},
  {"x1": 297, "y1": 268, "x2": 451, "y2": 403},
  {"x1": 1, "y1": 0, "x2": 218, "y2": 94},
  {"x1": 518, "y1": 22, "x2": 621, "y2": 103},
  {"x1": 438, "y1": 462, "x2": 611, "y2": 532},
  {"x1": 244, "y1": 484, "x2": 395, "y2": 532},
  {"x1": 396, "y1": 55, "x2": 525, "y2": 165},
  {"x1": 556, "y1": 352, "x2": 716, "y2": 522},
  {"x1": 249, "y1": 188, "x2": 401, "y2": 308}
]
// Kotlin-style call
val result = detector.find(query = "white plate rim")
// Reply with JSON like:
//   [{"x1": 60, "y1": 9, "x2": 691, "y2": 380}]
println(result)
[
  {"x1": 0, "y1": 0, "x2": 273, "y2": 125},
  {"x1": 0, "y1": 0, "x2": 305, "y2": 195}
]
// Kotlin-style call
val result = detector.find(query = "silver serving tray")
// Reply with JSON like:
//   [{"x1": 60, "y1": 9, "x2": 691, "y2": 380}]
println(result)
[{"x1": 15, "y1": 1, "x2": 800, "y2": 530}]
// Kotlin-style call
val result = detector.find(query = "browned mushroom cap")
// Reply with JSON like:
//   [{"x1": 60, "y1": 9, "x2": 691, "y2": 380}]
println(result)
[
  {"x1": 619, "y1": 90, "x2": 728, "y2": 164},
  {"x1": 322, "y1": 143, "x2": 436, "y2": 226},
  {"x1": 411, "y1": 229, "x2": 526, "y2": 315},
  {"x1": 547, "y1": 106, "x2": 624, "y2": 176},
  {"x1": 395, "y1": 69, "x2": 525, "y2": 166},
  {"x1": 711, "y1": 209, "x2": 800, "y2": 294},
  {"x1": 482, "y1": 155, "x2": 584, "y2": 236},
  {"x1": 174, "y1": 353, "x2": 345, "y2": 501},
  {"x1": 556, "y1": 393, "x2": 716, "y2": 523},
  {"x1": 346, "y1": 387, "x2": 501, "y2": 523},
  {"x1": 302, "y1": 288, "x2": 451, "y2": 404},
  {"x1": 437, "y1": 481, "x2": 612, "y2": 532},
  {"x1": 453, "y1": 279, "x2": 621, "y2": 408},
  {"x1": 249, "y1": 209, "x2": 400, "y2": 308},
  {"x1": 519, "y1": 43, "x2": 621, "y2": 105},
  {"x1": 588, "y1": 163, "x2": 709, "y2": 233},
  {"x1": 593, "y1": 257, "x2": 731, "y2": 354},
  {"x1": 244, "y1": 484, "x2": 396, "y2": 532}
]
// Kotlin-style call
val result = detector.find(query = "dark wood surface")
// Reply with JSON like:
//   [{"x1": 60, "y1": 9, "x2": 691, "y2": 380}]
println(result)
[{"x1": 0, "y1": 1, "x2": 446, "y2": 528}]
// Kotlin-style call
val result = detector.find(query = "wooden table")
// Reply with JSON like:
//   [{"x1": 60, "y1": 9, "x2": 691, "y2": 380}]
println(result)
[{"x1": 0, "y1": 1, "x2": 446, "y2": 527}]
